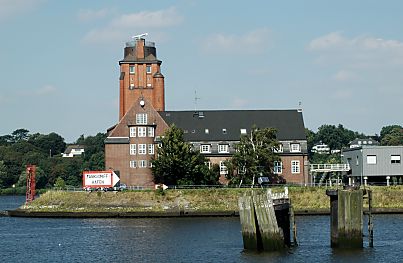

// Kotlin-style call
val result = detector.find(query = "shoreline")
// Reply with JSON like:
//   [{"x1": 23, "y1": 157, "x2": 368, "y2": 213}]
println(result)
[{"x1": 4, "y1": 208, "x2": 403, "y2": 218}]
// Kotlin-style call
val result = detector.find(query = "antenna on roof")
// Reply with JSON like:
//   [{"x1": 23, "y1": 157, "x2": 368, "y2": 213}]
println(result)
[
  {"x1": 194, "y1": 90, "x2": 201, "y2": 112},
  {"x1": 298, "y1": 101, "x2": 303, "y2": 112},
  {"x1": 132, "y1": 33, "x2": 148, "y2": 40}
]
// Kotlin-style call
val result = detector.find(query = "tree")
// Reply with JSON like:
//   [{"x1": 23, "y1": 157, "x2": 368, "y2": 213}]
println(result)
[
  {"x1": 28, "y1": 132, "x2": 66, "y2": 155},
  {"x1": 152, "y1": 125, "x2": 218, "y2": 185},
  {"x1": 11, "y1": 128, "x2": 30, "y2": 142},
  {"x1": 0, "y1": 161, "x2": 8, "y2": 188},
  {"x1": 315, "y1": 124, "x2": 365, "y2": 151},
  {"x1": 228, "y1": 126, "x2": 281, "y2": 187},
  {"x1": 381, "y1": 126, "x2": 403, "y2": 146}
]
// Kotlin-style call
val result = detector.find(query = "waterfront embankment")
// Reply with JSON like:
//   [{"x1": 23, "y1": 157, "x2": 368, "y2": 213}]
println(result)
[{"x1": 5, "y1": 186, "x2": 403, "y2": 217}]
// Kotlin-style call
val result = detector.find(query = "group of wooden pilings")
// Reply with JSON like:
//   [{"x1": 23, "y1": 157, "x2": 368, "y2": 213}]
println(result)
[
  {"x1": 238, "y1": 186, "x2": 374, "y2": 252},
  {"x1": 326, "y1": 187, "x2": 373, "y2": 249},
  {"x1": 238, "y1": 188, "x2": 297, "y2": 251}
]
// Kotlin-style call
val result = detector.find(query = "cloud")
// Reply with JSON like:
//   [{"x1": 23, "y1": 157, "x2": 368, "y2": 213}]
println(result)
[
  {"x1": 0, "y1": 0, "x2": 43, "y2": 21},
  {"x1": 77, "y1": 8, "x2": 110, "y2": 22},
  {"x1": 201, "y1": 28, "x2": 272, "y2": 55},
  {"x1": 231, "y1": 98, "x2": 250, "y2": 108},
  {"x1": 36, "y1": 85, "x2": 57, "y2": 95},
  {"x1": 18, "y1": 85, "x2": 57, "y2": 97},
  {"x1": 308, "y1": 32, "x2": 403, "y2": 68},
  {"x1": 82, "y1": 7, "x2": 183, "y2": 44},
  {"x1": 332, "y1": 70, "x2": 356, "y2": 81}
]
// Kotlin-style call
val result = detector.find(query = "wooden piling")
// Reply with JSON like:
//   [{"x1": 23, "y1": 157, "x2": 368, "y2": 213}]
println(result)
[
  {"x1": 252, "y1": 191, "x2": 284, "y2": 251},
  {"x1": 326, "y1": 189, "x2": 363, "y2": 248},
  {"x1": 368, "y1": 189, "x2": 374, "y2": 247},
  {"x1": 238, "y1": 194, "x2": 259, "y2": 250}
]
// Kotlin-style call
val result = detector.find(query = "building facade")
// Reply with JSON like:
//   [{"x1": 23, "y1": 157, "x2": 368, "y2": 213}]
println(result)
[
  {"x1": 105, "y1": 38, "x2": 309, "y2": 187},
  {"x1": 342, "y1": 146, "x2": 403, "y2": 185}
]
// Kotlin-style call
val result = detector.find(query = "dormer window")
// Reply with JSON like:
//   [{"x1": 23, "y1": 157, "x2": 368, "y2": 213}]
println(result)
[
  {"x1": 218, "y1": 144, "x2": 229, "y2": 153},
  {"x1": 222, "y1": 129, "x2": 227, "y2": 134},
  {"x1": 200, "y1": 144, "x2": 211, "y2": 153},
  {"x1": 205, "y1": 129, "x2": 209, "y2": 134},
  {"x1": 240, "y1": 129, "x2": 247, "y2": 135},
  {"x1": 290, "y1": 143, "x2": 301, "y2": 152}
]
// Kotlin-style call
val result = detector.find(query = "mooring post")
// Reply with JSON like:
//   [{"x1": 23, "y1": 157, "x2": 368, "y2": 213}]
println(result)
[
  {"x1": 289, "y1": 200, "x2": 298, "y2": 246},
  {"x1": 368, "y1": 189, "x2": 374, "y2": 247},
  {"x1": 326, "y1": 188, "x2": 364, "y2": 248},
  {"x1": 238, "y1": 193, "x2": 259, "y2": 250}
]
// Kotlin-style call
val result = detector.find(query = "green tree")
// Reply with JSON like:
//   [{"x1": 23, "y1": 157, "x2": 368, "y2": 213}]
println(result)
[
  {"x1": 11, "y1": 128, "x2": 30, "y2": 142},
  {"x1": 28, "y1": 132, "x2": 66, "y2": 156},
  {"x1": 152, "y1": 125, "x2": 218, "y2": 185},
  {"x1": 315, "y1": 124, "x2": 365, "y2": 151},
  {"x1": 54, "y1": 177, "x2": 66, "y2": 189},
  {"x1": 380, "y1": 125, "x2": 403, "y2": 146},
  {"x1": 228, "y1": 126, "x2": 281, "y2": 187},
  {"x1": 0, "y1": 161, "x2": 8, "y2": 188}
]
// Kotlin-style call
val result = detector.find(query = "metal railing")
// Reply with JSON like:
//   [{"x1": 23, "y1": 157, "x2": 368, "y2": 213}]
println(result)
[{"x1": 310, "y1": 163, "x2": 350, "y2": 172}]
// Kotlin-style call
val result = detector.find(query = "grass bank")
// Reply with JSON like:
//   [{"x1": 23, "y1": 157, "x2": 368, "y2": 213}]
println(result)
[{"x1": 19, "y1": 186, "x2": 403, "y2": 213}]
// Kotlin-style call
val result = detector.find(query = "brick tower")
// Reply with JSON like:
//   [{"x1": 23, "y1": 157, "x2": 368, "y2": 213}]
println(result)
[{"x1": 119, "y1": 37, "x2": 165, "y2": 119}]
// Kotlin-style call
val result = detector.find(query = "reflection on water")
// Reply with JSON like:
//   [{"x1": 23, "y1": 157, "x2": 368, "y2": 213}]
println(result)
[{"x1": 1, "y1": 196, "x2": 402, "y2": 262}]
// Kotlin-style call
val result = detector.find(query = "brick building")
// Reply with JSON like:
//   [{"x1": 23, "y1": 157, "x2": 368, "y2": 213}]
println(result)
[{"x1": 105, "y1": 37, "x2": 309, "y2": 187}]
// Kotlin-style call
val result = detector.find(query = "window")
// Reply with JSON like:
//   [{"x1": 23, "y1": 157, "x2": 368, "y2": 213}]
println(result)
[
  {"x1": 367, "y1": 155, "x2": 377, "y2": 164},
  {"x1": 130, "y1": 160, "x2": 136, "y2": 168},
  {"x1": 290, "y1": 143, "x2": 301, "y2": 152},
  {"x1": 220, "y1": 161, "x2": 228, "y2": 175},
  {"x1": 356, "y1": 156, "x2": 359, "y2": 165},
  {"x1": 222, "y1": 128, "x2": 227, "y2": 134},
  {"x1": 391, "y1": 155, "x2": 401, "y2": 164},
  {"x1": 139, "y1": 160, "x2": 147, "y2": 168},
  {"x1": 218, "y1": 144, "x2": 229, "y2": 153},
  {"x1": 205, "y1": 129, "x2": 209, "y2": 134},
  {"x1": 130, "y1": 144, "x2": 136, "y2": 155},
  {"x1": 149, "y1": 161, "x2": 153, "y2": 168},
  {"x1": 273, "y1": 144, "x2": 283, "y2": 153},
  {"x1": 291, "y1": 160, "x2": 300, "y2": 174},
  {"x1": 129, "y1": 83, "x2": 134, "y2": 90},
  {"x1": 130, "y1": 127, "x2": 136, "y2": 137},
  {"x1": 146, "y1": 65, "x2": 151, "y2": 74},
  {"x1": 205, "y1": 162, "x2": 211, "y2": 169},
  {"x1": 148, "y1": 144, "x2": 154, "y2": 155},
  {"x1": 200, "y1": 144, "x2": 211, "y2": 153},
  {"x1": 136, "y1": 113, "x2": 147, "y2": 124},
  {"x1": 148, "y1": 127, "x2": 154, "y2": 137},
  {"x1": 138, "y1": 144, "x2": 146, "y2": 155},
  {"x1": 129, "y1": 65, "x2": 135, "y2": 74},
  {"x1": 240, "y1": 129, "x2": 247, "y2": 135},
  {"x1": 274, "y1": 161, "x2": 282, "y2": 174},
  {"x1": 138, "y1": 127, "x2": 147, "y2": 137}
]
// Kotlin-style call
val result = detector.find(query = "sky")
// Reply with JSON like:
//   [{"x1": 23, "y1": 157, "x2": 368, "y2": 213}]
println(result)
[{"x1": 1, "y1": 0, "x2": 402, "y2": 142}]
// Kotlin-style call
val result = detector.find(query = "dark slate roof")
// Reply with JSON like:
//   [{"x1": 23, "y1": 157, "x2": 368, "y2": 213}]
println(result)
[{"x1": 158, "y1": 110, "x2": 306, "y2": 141}]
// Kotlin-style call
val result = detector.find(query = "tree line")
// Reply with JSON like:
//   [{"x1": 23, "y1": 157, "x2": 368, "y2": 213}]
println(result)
[
  {"x1": 306, "y1": 124, "x2": 403, "y2": 163},
  {"x1": 0, "y1": 129, "x2": 106, "y2": 190}
]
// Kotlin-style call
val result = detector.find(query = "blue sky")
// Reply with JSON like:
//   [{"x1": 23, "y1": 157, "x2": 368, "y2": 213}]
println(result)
[{"x1": 1, "y1": 0, "x2": 403, "y2": 142}]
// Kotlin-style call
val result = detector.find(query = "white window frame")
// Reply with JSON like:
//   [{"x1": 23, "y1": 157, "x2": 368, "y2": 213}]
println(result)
[
  {"x1": 205, "y1": 161, "x2": 211, "y2": 169},
  {"x1": 220, "y1": 161, "x2": 228, "y2": 175},
  {"x1": 130, "y1": 127, "x2": 136, "y2": 138},
  {"x1": 273, "y1": 144, "x2": 283, "y2": 153},
  {"x1": 240, "y1": 129, "x2": 247, "y2": 135},
  {"x1": 146, "y1": 65, "x2": 151, "y2": 74},
  {"x1": 129, "y1": 65, "x2": 135, "y2": 74},
  {"x1": 367, "y1": 155, "x2": 377, "y2": 165},
  {"x1": 139, "y1": 160, "x2": 147, "y2": 168},
  {"x1": 200, "y1": 144, "x2": 211, "y2": 153},
  {"x1": 218, "y1": 144, "x2": 229, "y2": 153},
  {"x1": 391, "y1": 155, "x2": 401, "y2": 164},
  {"x1": 129, "y1": 144, "x2": 136, "y2": 155},
  {"x1": 148, "y1": 144, "x2": 154, "y2": 155},
  {"x1": 138, "y1": 144, "x2": 146, "y2": 155},
  {"x1": 274, "y1": 161, "x2": 282, "y2": 174},
  {"x1": 148, "y1": 127, "x2": 155, "y2": 137},
  {"x1": 130, "y1": 160, "x2": 137, "y2": 168},
  {"x1": 136, "y1": 113, "x2": 147, "y2": 125},
  {"x1": 290, "y1": 143, "x2": 301, "y2": 153},
  {"x1": 138, "y1": 127, "x2": 147, "y2": 137},
  {"x1": 291, "y1": 160, "x2": 300, "y2": 174}
]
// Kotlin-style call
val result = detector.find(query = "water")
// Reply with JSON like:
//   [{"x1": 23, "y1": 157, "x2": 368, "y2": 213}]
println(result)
[{"x1": 1, "y1": 196, "x2": 402, "y2": 262}]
